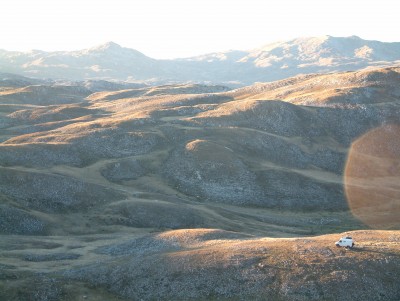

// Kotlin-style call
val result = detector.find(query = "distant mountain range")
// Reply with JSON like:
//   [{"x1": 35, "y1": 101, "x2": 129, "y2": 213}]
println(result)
[{"x1": 1, "y1": 36, "x2": 400, "y2": 85}]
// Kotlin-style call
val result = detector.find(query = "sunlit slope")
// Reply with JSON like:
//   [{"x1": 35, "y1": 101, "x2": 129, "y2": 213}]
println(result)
[
  {"x1": 1, "y1": 68, "x2": 400, "y2": 300},
  {"x1": 227, "y1": 66, "x2": 400, "y2": 106},
  {"x1": 1, "y1": 67, "x2": 399, "y2": 231},
  {"x1": 1, "y1": 229, "x2": 399, "y2": 300}
]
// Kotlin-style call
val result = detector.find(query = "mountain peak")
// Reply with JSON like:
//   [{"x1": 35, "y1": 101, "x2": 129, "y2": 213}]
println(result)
[
  {"x1": 91, "y1": 41, "x2": 122, "y2": 52},
  {"x1": 284, "y1": 35, "x2": 364, "y2": 47}
]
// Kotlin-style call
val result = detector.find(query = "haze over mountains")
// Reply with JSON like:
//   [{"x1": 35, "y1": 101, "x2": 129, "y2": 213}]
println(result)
[{"x1": 1, "y1": 35, "x2": 400, "y2": 85}]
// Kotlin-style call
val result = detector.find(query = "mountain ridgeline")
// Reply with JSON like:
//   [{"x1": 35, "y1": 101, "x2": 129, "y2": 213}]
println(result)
[{"x1": 1, "y1": 36, "x2": 400, "y2": 85}]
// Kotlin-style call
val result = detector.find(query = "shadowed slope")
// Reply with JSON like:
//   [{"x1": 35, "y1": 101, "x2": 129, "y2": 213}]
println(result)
[
  {"x1": 1, "y1": 68, "x2": 399, "y2": 300},
  {"x1": 1, "y1": 67, "x2": 399, "y2": 216}
]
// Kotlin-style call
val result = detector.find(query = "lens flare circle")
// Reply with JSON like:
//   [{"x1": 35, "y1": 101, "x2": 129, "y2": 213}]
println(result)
[{"x1": 345, "y1": 124, "x2": 400, "y2": 229}]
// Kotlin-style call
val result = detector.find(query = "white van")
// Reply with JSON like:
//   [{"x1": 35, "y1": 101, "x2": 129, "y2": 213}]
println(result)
[{"x1": 335, "y1": 236, "x2": 354, "y2": 248}]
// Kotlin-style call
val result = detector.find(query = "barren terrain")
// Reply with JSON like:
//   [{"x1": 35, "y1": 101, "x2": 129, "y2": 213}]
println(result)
[{"x1": 0, "y1": 67, "x2": 399, "y2": 300}]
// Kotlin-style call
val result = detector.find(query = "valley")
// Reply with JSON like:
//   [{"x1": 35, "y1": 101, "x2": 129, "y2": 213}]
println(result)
[{"x1": 0, "y1": 62, "x2": 399, "y2": 300}]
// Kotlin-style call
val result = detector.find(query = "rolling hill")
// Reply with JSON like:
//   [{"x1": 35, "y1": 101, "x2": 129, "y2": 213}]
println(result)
[{"x1": 0, "y1": 66, "x2": 399, "y2": 300}]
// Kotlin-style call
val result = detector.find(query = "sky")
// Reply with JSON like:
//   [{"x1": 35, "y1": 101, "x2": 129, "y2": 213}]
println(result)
[{"x1": 1, "y1": 0, "x2": 399, "y2": 59}]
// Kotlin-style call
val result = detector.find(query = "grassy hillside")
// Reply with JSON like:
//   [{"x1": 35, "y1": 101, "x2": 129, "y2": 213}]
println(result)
[
  {"x1": 0, "y1": 68, "x2": 399, "y2": 300},
  {"x1": 0, "y1": 230, "x2": 399, "y2": 300}
]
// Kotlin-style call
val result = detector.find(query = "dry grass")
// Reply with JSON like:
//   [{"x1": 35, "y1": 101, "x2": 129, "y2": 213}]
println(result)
[
  {"x1": 1, "y1": 229, "x2": 398, "y2": 300},
  {"x1": 1, "y1": 67, "x2": 400, "y2": 300},
  {"x1": 227, "y1": 66, "x2": 400, "y2": 106}
]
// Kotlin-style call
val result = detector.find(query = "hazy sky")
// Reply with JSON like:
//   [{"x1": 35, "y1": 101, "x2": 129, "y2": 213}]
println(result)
[{"x1": 2, "y1": 0, "x2": 399, "y2": 58}]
